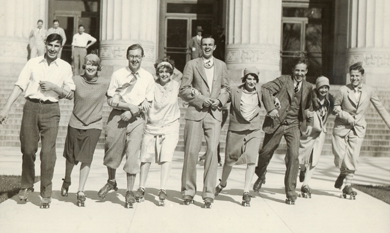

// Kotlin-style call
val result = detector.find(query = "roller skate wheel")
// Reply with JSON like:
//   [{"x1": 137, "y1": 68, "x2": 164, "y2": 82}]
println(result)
[
  {"x1": 40, "y1": 203, "x2": 50, "y2": 209},
  {"x1": 159, "y1": 200, "x2": 165, "y2": 206},
  {"x1": 136, "y1": 197, "x2": 144, "y2": 203},
  {"x1": 298, "y1": 193, "x2": 302, "y2": 198},
  {"x1": 242, "y1": 201, "x2": 250, "y2": 207},
  {"x1": 204, "y1": 204, "x2": 212, "y2": 209},
  {"x1": 125, "y1": 202, "x2": 133, "y2": 209}
]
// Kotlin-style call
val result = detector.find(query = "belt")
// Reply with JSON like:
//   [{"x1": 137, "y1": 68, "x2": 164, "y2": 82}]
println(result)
[
  {"x1": 74, "y1": 46, "x2": 86, "y2": 48},
  {"x1": 27, "y1": 97, "x2": 56, "y2": 104}
]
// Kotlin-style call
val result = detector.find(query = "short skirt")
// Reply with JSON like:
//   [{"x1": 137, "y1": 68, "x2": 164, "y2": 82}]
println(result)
[
  {"x1": 225, "y1": 129, "x2": 262, "y2": 166},
  {"x1": 140, "y1": 120, "x2": 180, "y2": 164},
  {"x1": 63, "y1": 125, "x2": 101, "y2": 164}
]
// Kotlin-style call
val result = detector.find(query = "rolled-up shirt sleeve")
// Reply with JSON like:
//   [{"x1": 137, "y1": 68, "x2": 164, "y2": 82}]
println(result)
[
  {"x1": 106, "y1": 72, "x2": 119, "y2": 98},
  {"x1": 63, "y1": 65, "x2": 75, "y2": 90},
  {"x1": 15, "y1": 60, "x2": 33, "y2": 91}
]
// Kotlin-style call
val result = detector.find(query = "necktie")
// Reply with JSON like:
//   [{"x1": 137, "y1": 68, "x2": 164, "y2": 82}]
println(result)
[
  {"x1": 115, "y1": 72, "x2": 139, "y2": 93},
  {"x1": 294, "y1": 82, "x2": 301, "y2": 93}
]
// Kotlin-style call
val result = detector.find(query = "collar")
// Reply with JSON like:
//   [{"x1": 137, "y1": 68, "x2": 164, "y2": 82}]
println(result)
[
  {"x1": 293, "y1": 79, "x2": 302, "y2": 87},
  {"x1": 40, "y1": 55, "x2": 59, "y2": 66},
  {"x1": 196, "y1": 35, "x2": 202, "y2": 40},
  {"x1": 353, "y1": 85, "x2": 362, "y2": 92},
  {"x1": 126, "y1": 66, "x2": 140, "y2": 75},
  {"x1": 202, "y1": 56, "x2": 214, "y2": 69}
]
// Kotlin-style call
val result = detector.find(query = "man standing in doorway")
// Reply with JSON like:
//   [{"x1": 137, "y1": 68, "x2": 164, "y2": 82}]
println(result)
[
  {"x1": 29, "y1": 19, "x2": 47, "y2": 59},
  {"x1": 0, "y1": 33, "x2": 75, "y2": 208},
  {"x1": 188, "y1": 26, "x2": 203, "y2": 60},
  {"x1": 71, "y1": 25, "x2": 97, "y2": 75},
  {"x1": 97, "y1": 44, "x2": 155, "y2": 209},
  {"x1": 47, "y1": 19, "x2": 67, "y2": 58},
  {"x1": 253, "y1": 58, "x2": 313, "y2": 205},
  {"x1": 180, "y1": 35, "x2": 230, "y2": 208}
]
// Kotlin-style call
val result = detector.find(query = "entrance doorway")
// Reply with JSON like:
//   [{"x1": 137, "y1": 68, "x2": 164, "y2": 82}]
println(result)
[
  {"x1": 160, "y1": 1, "x2": 221, "y2": 72},
  {"x1": 48, "y1": 0, "x2": 100, "y2": 64},
  {"x1": 166, "y1": 17, "x2": 213, "y2": 72},
  {"x1": 281, "y1": 1, "x2": 334, "y2": 84}
]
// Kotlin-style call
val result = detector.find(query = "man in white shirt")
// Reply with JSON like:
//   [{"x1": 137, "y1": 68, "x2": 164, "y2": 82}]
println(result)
[
  {"x1": 71, "y1": 25, "x2": 97, "y2": 75},
  {"x1": 0, "y1": 33, "x2": 75, "y2": 208},
  {"x1": 47, "y1": 20, "x2": 67, "y2": 58},
  {"x1": 29, "y1": 19, "x2": 47, "y2": 59},
  {"x1": 97, "y1": 44, "x2": 155, "y2": 209}
]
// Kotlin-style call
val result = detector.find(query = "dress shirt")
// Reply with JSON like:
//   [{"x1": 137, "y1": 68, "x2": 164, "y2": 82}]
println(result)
[
  {"x1": 240, "y1": 88, "x2": 259, "y2": 121},
  {"x1": 354, "y1": 85, "x2": 362, "y2": 102},
  {"x1": 29, "y1": 28, "x2": 47, "y2": 46},
  {"x1": 15, "y1": 56, "x2": 75, "y2": 102},
  {"x1": 72, "y1": 33, "x2": 96, "y2": 47},
  {"x1": 47, "y1": 27, "x2": 67, "y2": 45},
  {"x1": 203, "y1": 57, "x2": 214, "y2": 90},
  {"x1": 107, "y1": 67, "x2": 155, "y2": 106},
  {"x1": 293, "y1": 79, "x2": 302, "y2": 92}
]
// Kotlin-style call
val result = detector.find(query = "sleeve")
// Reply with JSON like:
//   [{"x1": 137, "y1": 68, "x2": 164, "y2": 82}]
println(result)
[
  {"x1": 145, "y1": 76, "x2": 155, "y2": 102},
  {"x1": 370, "y1": 88, "x2": 390, "y2": 129},
  {"x1": 179, "y1": 62, "x2": 208, "y2": 110},
  {"x1": 333, "y1": 88, "x2": 354, "y2": 124},
  {"x1": 89, "y1": 34, "x2": 97, "y2": 42},
  {"x1": 216, "y1": 62, "x2": 230, "y2": 106},
  {"x1": 261, "y1": 77, "x2": 284, "y2": 112},
  {"x1": 63, "y1": 65, "x2": 75, "y2": 91},
  {"x1": 106, "y1": 72, "x2": 119, "y2": 98},
  {"x1": 14, "y1": 61, "x2": 32, "y2": 91}
]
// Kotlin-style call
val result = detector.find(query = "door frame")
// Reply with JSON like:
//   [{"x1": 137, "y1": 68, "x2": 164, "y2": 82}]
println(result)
[{"x1": 165, "y1": 14, "x2": 214, "y2": 62}]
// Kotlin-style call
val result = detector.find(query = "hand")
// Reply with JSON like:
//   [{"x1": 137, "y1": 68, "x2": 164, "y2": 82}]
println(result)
[
  {"x1": 120, "y1": 111, "x2": 132, "y2": 121},
  {"x1": 274, "y1": 97, "x2": 281, "y2": 109},
  {"x1": 203, "y1": 98, "x2": 212, "y2": 108},
  {"x1": 39, "y1": 81, "x2": 56, "y2": 91},
  {"x1": 210, "y1": 99, "x2": 221, "y2": 110},
  {"x1": 111, "y1": 94, "x2": 121, "y2": 106},
  {"x1": 305, "y1": 126, "x2": 312, "y2": 136},
  {"x1": 139, "y1": 100, "x2": 151, "y2": 112},
  {"x1": 353, "y1": 120, "x2": 362, "y2": 127},
  {"x1": 0, "y1": 110, "x2": 8, "y2": 125},
  {"x1": 268, "y1": 109, "x2": 279, "y2": 119}
]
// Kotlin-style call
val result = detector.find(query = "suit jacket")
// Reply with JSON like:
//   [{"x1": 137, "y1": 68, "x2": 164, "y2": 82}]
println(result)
[
  {"x1": 261, "y1": 75, "x2": 313, "y2": 134},
  {"x1": 228, "y1": 84, "x2": 262, "y2": 131},
  {"x1": 179, "y1": 57, "x2": 230, "y2": 122},
  {"x1": 188, "y1": 36, "x2": 202, "y2": 59},
  {"x1": 333, "y1": 84, "x2": 390, "y2": 138}
]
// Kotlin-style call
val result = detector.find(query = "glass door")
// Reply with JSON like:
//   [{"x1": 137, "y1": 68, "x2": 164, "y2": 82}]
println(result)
[{"x1": 281, "y1": 4, "x2": 332, "y2": 83}]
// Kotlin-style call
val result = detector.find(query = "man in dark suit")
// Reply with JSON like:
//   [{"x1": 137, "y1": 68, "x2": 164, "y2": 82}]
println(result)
[
  {"x1": 188, "y1": 26, "x2": 203, "y2": 59},
  {"x1": 179, "y1": 35, "x2": 230, "y2": 208},
  {"x1": 253, "y1": 58, "x2": 313, "y2": 205}
]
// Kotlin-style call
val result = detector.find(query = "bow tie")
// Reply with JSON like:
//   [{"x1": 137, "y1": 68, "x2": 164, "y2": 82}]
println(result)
[
  {"x1": 354, "y1": 86, "x2": 362, "y2": 93},
  {"x1": 203, "y1": 59, "x2": 214, "y2": 69}
]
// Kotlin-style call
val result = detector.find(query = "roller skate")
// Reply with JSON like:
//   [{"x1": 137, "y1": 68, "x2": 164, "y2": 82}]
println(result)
[
  {"x1": 158, "y1": 189, "x2": 167, "y2": 206},
  {"x1": 18, "y1": 188, "x2": 34, "y2": 202},
  {"x1": 285, "y1": 198, "x2": 296, "y2": 205},
  {"x1": 61, "y1": 178, "x2": 71, "y2": 197},
  {"x1": 340, "y1": 185, "x2": 357, "y2": 200},
  {"x1": 135, "y1": 187, "x2": 145, "y2": 203},
  {"x1": 40, "y1": 197, "x2": 51, "y2": 209},
  {"x1": 298, "y1": 185, "x2": 312, "y2": 198},
  {"x1": 97, "y1": 180, "x2": 118, "y2": 199},
  {"x1": 183, "y1": 195, "x2": 194, "y2": 205},
  {"x1": 204, "y1": 197, "x2": 213, "y2": 209},
  {"x1": 215, "y1": 179, "x2": 227, "y2": 197},
  {"x1": 241, "y1": 192, "x2": 252, "y2": 207},
  {"x1": 334, "y1": 174, "x2": 346, "y2": 189},
  {"x1": 76, "y1": 191, "x2": 86, "y2": 207},
  {"x1": 253, "y1": 176, "x2": 266, "y2": 192},
  {"x1": 124, "y1": 190, "x2": 135, "y2": 208}
]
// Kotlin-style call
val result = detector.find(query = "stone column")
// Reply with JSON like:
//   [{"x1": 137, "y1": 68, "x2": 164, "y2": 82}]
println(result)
[
  {"x1": 225, "y1": 0, "x2": 282, "y2": 84},
  {"x1": 100, "y1": 0, "x2": 159, "y2": 77},
  {"x1": 346, "y1": 0, "x2": 390, "y2": 87},
  {"x1": 0, "y1": 0, "x2": 47, "y2": 80}
]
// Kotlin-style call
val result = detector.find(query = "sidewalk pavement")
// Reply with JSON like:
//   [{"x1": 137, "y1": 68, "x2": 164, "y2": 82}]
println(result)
[{"x1": 0, "y1": 147, "x2": 389, "y2": 233}]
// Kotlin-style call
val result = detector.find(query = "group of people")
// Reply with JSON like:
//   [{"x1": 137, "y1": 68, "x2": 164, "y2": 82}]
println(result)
[
  {"x1": 29, "y1": 19, "x2": 97, "y2": 76},
  {"x1": 1, "y1": 28, "x2": 390, "y2": 210}
]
